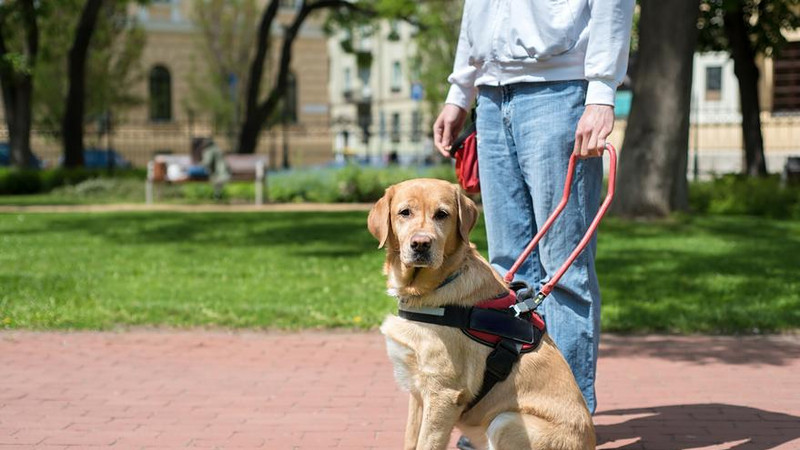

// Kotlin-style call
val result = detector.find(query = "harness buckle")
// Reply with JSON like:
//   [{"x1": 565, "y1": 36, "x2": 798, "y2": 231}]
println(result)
[{"x1": 510, "y1": 292, "x2": 548, "y2": 317}]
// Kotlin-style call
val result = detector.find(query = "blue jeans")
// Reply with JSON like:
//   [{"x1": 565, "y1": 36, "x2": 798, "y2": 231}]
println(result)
[{"x1": 475, "y1": 81, "x2": 603, "y2": 414}]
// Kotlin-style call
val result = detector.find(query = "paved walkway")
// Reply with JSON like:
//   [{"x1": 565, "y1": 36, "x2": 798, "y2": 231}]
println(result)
[{"x1": 1, "y1": 331, "x2": 798, "y2": 449}]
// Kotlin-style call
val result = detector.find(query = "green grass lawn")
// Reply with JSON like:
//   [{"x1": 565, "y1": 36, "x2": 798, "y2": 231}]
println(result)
[{"x1": 1, "y1": 211, "x2": 798, "y2": 333}]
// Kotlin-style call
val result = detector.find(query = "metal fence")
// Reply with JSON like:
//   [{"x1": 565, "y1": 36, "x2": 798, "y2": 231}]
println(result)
[
  {"x1": 0, "y1": 119, "x2": 335, "y2": 170},
  {"x1": 2, "y1": 111, "x2": 799, "y2": 176}
]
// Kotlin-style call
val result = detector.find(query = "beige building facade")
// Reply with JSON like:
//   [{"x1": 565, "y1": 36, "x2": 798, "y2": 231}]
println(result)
[
  {"x1": 328, "y1": 22, "x2": 800, "y2": 175},
  {"x1": 2, "y1": 0, "x2": 333, "y2": 168},
  {"x1": 328, "y1": 21, "x2": 431, "y2": 165}
]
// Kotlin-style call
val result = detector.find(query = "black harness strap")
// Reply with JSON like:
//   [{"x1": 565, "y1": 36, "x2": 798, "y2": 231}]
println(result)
[
  {"x1": 398, "y1": 306, "x2": 537, "y2": 345},
  {"x1": 466, "y1": 339, "x2": 521, "y2": 410},
  {"x1": 398, "y1": 304, "x2": 544, "y2": 413}
]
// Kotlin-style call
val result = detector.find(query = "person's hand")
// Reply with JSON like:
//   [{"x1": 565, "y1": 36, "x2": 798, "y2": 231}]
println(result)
[
  {"x1": 574, "y1": 104, "x2": 615, "y2": 158},
  {"x1": 433, "y1": 104, "x2": 468, "y2": 157}
]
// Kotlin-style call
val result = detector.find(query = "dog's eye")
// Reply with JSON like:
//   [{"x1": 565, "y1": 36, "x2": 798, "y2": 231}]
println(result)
[
  {"x1": 434, "y1": 209, "x2": 449, "y2": 220},
  {"x1": 398, "y1": 208, "x2": 411, "y2": 217}
]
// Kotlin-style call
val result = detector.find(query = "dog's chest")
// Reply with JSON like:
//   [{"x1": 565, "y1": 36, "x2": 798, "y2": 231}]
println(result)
[{"x1": 384, "y1": 336, "x2": 416, "y2": 392}]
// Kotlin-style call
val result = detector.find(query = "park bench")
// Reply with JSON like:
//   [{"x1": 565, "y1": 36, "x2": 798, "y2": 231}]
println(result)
[
  {"x1": 783, "y1": 156, "x2": 800, "y2": 186},
  {"x1": 145, "y1": 154, "x2": 268, "y2": 205}
]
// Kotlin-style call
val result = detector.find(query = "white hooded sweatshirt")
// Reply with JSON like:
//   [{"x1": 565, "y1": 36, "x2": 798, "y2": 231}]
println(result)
[{"x1": 445, "y1": 0, "x2": 636, "y2": 109}]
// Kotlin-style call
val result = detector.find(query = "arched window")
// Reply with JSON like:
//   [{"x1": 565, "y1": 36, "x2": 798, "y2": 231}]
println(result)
[
  {"x1": 284, "y1": 71, "x2": 298, "y2": 124},
  {"x1": 149, "y1": 65, "x2": 172, "y2": 122}
]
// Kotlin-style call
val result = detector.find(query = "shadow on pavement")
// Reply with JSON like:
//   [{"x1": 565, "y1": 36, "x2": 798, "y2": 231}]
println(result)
[
  {"x1": 601, "y1": 335, "x2": 800, "y2": 366},
  {"x1": 595, "y1": 403, "x2": 800, "y2": 449}
]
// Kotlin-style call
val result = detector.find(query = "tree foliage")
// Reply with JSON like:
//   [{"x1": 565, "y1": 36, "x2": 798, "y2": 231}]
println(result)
[
  {"x1": 0, "y1": 0, "x2": 39, "y2": 168},
  {"x1": 697, "y1": 0, "x2": 799, "y2": 177},
  {"x1": 326, "y1": 0, "x2": 462, "y2": 118},
  {"x1": 698, "y1": 0, "x2": 800, "y2": 56},
  {"x1": 187, "y1": 0, "x2": 259, "y2": 130},
  {"x1": 237, "y1": 0, "x2": 369, "y2": 158},
  {"x1": 35, "y1": 0, "x2": 146, "y2": 131}
]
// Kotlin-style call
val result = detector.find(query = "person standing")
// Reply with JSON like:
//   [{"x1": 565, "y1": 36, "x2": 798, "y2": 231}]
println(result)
[{"x1": 433, "y1": 0, "x2": 635, "y2": 418}]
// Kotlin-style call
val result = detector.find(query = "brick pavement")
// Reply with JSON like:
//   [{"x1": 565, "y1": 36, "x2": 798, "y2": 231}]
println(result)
[{"x1": 1, "y1": 331, "x2": 798, "y2": 449}]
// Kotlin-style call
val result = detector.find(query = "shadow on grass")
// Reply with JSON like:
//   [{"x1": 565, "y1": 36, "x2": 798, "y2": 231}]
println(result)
[
  {"x1": 596, "y1": 404, "x2": 800, "y2": 449},
  {"x1": 597, "y1": 216, "x2": 800, "y2": 333},
  {"x1": 39, "y1": 211, "x2": 378, "y2": 249},
  {"x1": 35, "y1": 211, "x2": 489, "y2": 257},
  {"x1": 2, "y1": 212, "x2": 798, "y2": 333}
]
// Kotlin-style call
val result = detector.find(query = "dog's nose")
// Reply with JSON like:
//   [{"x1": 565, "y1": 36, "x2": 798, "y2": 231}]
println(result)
[{"x1": 410, "y1": 235, "x2": 432, "y2": 252}]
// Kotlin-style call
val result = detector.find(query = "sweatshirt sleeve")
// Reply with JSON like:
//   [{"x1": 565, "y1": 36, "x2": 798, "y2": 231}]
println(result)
[
  {"x1": 445, "y1": 3, "x2": 479, "y2": 110},
  {"x1": 584, "y1": 0, "x2": 635, "y2": 106}
]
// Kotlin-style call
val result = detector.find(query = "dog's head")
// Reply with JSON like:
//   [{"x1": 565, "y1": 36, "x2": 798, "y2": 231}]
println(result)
[{"x1": 368, "y1": 179, "x2": 478, "y2": 269}]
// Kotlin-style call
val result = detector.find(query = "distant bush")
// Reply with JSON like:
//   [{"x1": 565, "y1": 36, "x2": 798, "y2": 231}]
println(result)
[
  {"x1": 132, "y1": 163, "x2": 459, "y2": 204},
  {"x1": 51, "y1": 178, "x2": 145, "y2": 201},
  {"x1": 690, "y1": 175, "x2": 800, "y2": 219},
  {"x1": 268, "y1": 163, "x2": 458, "y2": 203},
  {"x1": 0, "y1": 169, "x2": 41, "y2": 195},
  {"x1": 0, "y1": 167, "x2": 145, "y2": 195}
]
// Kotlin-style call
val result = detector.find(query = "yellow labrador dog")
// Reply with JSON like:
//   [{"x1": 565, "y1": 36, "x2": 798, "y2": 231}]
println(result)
[{"x1": 368, "y1": 179, "x2": 594, "y2": 450}]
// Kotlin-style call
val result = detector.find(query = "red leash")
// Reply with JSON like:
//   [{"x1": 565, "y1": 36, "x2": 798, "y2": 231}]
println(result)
[{"x1": 507, "y1": 143, "x2": 617, "y2": 316}]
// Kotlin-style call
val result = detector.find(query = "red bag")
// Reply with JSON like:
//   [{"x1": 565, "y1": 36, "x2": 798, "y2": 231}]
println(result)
[{"x1": 449, "y1": 118, "x2": 480, "y2": 194}]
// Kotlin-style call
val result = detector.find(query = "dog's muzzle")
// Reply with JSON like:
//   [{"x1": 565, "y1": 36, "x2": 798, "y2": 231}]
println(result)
[{"x1": 407, "y1": 234, "x2": 434, "y2": 266}]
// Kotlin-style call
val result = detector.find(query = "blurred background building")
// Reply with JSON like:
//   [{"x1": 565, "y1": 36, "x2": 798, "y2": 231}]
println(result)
[
  {"x1": 327, "y1": 20, "x2": 430, "y2": 166},
  {"x1": 1, "y1": 0, "x2": 333, "y2": 169},
  {"x1": 0, "y1": 2, "x2": 798, "y2": 176}
]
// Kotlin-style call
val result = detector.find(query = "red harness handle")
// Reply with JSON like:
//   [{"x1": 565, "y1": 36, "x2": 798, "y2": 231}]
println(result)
[{"x1": 504, "y1": 144, "x2": 617, "y2": 301}]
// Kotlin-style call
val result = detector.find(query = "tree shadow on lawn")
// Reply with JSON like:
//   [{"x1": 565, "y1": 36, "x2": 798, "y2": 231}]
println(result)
[
  {"x1": 595, "y1": 403, "x2": 800, "y2": 449},
  {"x1": 10, "y1": 212, "x2": 799, "y2": 332},
  {"x1": 27, "y1": 211, "x2": 491, "y2": 257},
  {"x1": 36, "y1": 211, "x2": 379, "y2": 249},
  {"x1": 597, "y1": 216, "x2": 800, "y2": 334}
]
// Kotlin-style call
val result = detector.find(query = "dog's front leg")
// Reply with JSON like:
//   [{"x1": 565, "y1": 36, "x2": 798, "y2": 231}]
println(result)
[
  {"x1": 404, "y1": 394, "x2": 423, "y2": 450},
  {"x1": 415, "y1": 389, "x2": 463, "y2": 450}
]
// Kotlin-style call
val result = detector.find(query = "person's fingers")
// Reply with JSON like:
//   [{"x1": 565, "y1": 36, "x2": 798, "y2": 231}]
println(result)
[
  {"x1": 574, "y1": 119, "x2": 587, "y2": 157},
  {"x1": 591, "y1": 137, "x2": 605, "y2": 157},
  {"x1": 591, "y1": 123, "x2": 612, "y2": 157},
  {"x1": 584, "y1": 129, "x2": 599, "y2": 159},
  {"x1": 442, "y1": 121, "x2": 453, "y2": 151},
  {"x1": 579, "y1": 126, "x2": 591, "y2": 158},
  {"x1": 433, "y1": 116, "x2": 445, "y2": 153}
]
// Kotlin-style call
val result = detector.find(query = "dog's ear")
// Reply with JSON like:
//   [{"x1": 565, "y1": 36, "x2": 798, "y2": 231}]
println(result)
[
  {"x1": 455, "y1": 185, "x2": 478, "y2": 243},
  {"x1": 368, "y1": 186, "x2": 394, "y2": 248}
]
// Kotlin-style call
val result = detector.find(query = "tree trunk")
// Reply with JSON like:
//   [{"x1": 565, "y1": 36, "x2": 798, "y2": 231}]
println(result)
[
  {"x1": 2, "y1": 79, "x2": 36, "y2": 168},
  {"x1": 238, "y1": 115, "x2": 264, "y2": 156},
  {"x1": 237, "y1": 0, "x2": 360, "y2": 156},
  {"x1": 0, "y1": 0, "x2": 38, "y2": 169},
  {"x1": 238, "y1": 0, "x2": 280, "y2": 155},
  {"x1": 611, "y1": 0, "x2": 701, "y2": 218},
  {"x1": 62, "y1": 0, "x2": 104, "y2": 168},
  {"x1": 724, "y1": 7, "x2": 767, "y2": 177}
]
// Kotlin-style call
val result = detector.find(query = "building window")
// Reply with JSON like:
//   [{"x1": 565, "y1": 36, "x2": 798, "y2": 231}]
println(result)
[
  {"x1": 705, "y1": 66, "x2": 722, "y2": 101},
  {"x1": 391, "y1": 61, "x2": 402, "y2": 93},
  {"x1": 357, "y1": 52, "x2": 372, "y2": 99},
  {"x1": 411, "y1": 111, "x2": 422, "y2": 143},
  {"x1": 149, "y1": 65, "x2": 172, "y2": 122},
  {"x1": 388, "y1": 20, "x2": 400, "y2": 41},
  {"x1": 391, "y1": 112, "x2": 401, "y2": 143},
  {"x1": 284, "y1": 71, "x2": 298, "y2": 124},
  {"x1": 773, "y1": 41, "x2": 800, "y2": 113},
  {"x1": 379, "y1": 111, "x2": 386, "y2": 140},
  {"x1": 343, "y1": 67, "x2": 352, "y2": 101}
]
